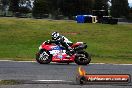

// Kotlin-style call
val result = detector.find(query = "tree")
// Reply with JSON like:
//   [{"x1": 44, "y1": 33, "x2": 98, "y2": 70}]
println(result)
[
  {"x1": 76, "y1": 0, "x2": 94, "y2": 14},
  {"x1": 32, "y1": 0, "x2": 95, "y2": 19},
  {"x1": 60, "y1": 0, "x2": 94, "y2": 19},
  {"x1": 94, "y1": 0, "x2": 109, "y2": 10},
  {"x1": 60, "y1": 0, "x2": 76, "y2": 18},
  {"x1": 33, "y1": 0, "x2": 65, "y2": 19},
  {"x1": 111, "y1": 0, "x2": 129, "y2": 18},
  {"x1": 9, "y1": 0, "x2": 20, "y2": 15},
  {"x1": 19, "y1": 0, "x2": 32, "y2": 14},
  {"x1": 1, "y1": 0, "x2": 9, "y2": 16},
  {"x1": 47, "y1": 0, "x2": 62, "y2": 19},
  {"x1": 32, "y1": 0, "x2": 49, "y2": 18}
]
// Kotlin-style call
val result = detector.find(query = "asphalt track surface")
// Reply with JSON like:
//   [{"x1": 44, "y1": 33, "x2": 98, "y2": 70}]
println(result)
[{"x1": 0, "y1": 61, "x2": 132, "y2": 88}]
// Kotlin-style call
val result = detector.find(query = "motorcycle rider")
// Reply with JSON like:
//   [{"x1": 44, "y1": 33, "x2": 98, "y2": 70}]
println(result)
[{"x1": 47, "y1": 32, "x2": 74, "y2": 57}]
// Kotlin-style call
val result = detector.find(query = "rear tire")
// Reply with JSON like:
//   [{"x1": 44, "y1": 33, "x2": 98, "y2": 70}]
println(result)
[
  {"x1": 36, "y1": 49, "x2": 52, "y2": 64},
  {"x1": 75, "y1": 51, "x2": 91, "y2": 65}
]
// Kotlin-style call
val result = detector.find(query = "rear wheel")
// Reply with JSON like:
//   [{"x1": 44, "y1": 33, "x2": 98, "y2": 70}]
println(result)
[
  {"x1": 36, "y1": 50, "x2": 52, "y2": 64},
  {"x1": 75, "y1": 51, "x2": 91, "y2": 65}
]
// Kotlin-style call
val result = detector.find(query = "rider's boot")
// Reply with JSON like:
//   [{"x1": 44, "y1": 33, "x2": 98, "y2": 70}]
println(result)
[{"x1": 66, "y1": 49, "x2": 74, "y2": 59}]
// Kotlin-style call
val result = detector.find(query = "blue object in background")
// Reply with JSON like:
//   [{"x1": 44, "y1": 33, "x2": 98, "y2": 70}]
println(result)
[{"x1": 76, "y1": 15, "x2": 85, "y2": 23}]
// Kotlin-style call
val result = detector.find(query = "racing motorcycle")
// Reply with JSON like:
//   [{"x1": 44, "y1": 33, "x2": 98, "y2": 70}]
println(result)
[{"x1": 36, "y1": 40, "x2": 91, "y2": 65}]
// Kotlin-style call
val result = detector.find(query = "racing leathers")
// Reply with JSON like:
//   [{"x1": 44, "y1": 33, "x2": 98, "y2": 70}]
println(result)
[{"x1": 48, "y1": 35, "x2": 74, "y2": 56}]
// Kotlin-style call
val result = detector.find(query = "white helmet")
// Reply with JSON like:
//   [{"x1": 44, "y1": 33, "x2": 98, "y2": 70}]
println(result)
[{"x1": 51, "y1": 32, "x2": 60, "y2": 40}]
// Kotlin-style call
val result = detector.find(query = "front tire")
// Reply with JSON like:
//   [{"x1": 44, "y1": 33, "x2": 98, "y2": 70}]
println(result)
[
  {"x1": 75, "y1": 51, "x2": 91, "y2": 65},
  {"x1": 36, "y1": 49, "x2": 52, "y2": 64}
]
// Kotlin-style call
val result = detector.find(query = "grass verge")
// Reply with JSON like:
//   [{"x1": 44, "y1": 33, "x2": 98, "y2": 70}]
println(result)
[
  {"x1": 0, "y1": 17, "x2": 132, "y2": 64},
  {"x1": 0, "y1": 80, "x2": 20, "y2": 85}
]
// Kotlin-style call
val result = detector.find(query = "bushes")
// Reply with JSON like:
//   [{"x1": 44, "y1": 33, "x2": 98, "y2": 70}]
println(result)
[{"x1": 32, "y1": 0, "x2": 49, "y2": 18}]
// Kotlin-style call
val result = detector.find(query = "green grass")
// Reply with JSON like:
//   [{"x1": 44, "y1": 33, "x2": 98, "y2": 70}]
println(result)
[
  {"x1": 0, "y1": 17, "x2": 132, "y2": 64},
  {"x1": 0, "y1": 80, "x2": 20, "y2": 85}
]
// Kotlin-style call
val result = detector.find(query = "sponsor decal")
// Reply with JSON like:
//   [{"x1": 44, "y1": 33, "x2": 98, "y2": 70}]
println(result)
[{"x1": 77, "y1": 66, "x2": 131, "y2": 84}]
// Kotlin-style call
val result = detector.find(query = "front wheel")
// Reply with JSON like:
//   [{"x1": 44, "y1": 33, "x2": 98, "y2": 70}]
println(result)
[
  {"x1": 36, "y1": 50, "x2": 52, "y2": 64},
  {"x1": 75, "y1": 51, "x2": 91, "y2": 65}
]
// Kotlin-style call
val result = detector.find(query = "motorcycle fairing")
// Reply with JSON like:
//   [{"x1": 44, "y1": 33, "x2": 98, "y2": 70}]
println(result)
[
  {"x1": 46, "y1": 45, "x2": 75, "y2": 62},
  {"x1": 49, "y1": 46, "x2": 66, "y2": 55}
]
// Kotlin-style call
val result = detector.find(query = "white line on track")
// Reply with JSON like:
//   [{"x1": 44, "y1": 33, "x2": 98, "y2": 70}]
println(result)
[
  {"x1": 32, "y1": 80, "x2": 72, "y2": 82},
  {"x1": 13, "y1": 61, "x2": 36, "y2": 62},
  {"x1": 0, "y1": 60, "x2": 12, "y2": 61},
  {"x1": 0, "y1": 79, "x2": 73, "y2": 83},
  {"x1": 90, "y1": 63, "x2": 106, "y2": 64},
  {"x1": 1, "y1": 60, "x2": 132, "y2": 65},
  {"x1": 90, "y1": 63, "x2": 132, "y2": 65},
  {"x1": 114, "y1": 64, "x2": 132, "y2": 66}
]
